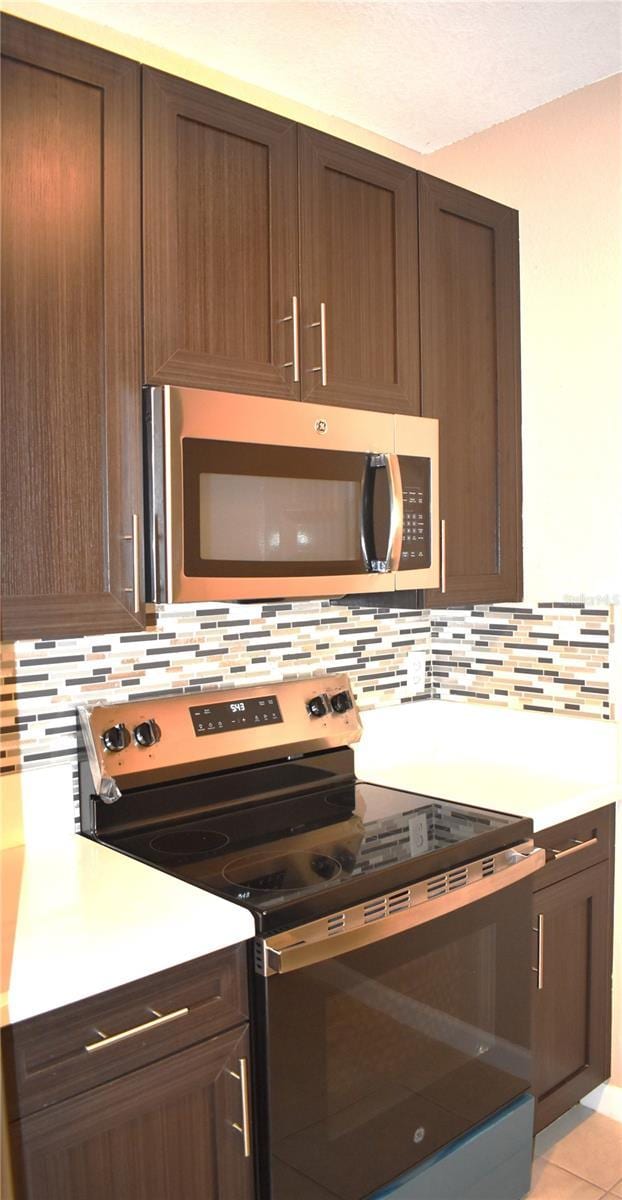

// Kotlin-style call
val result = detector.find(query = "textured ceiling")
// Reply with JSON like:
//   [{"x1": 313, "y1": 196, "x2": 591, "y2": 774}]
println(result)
[{"x1": 39, "y1": 0, "x2": 622, "y2": 150}]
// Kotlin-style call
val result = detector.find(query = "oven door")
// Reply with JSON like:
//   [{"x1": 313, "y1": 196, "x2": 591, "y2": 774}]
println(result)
[{"x1": 254, "y1": 869, "x2": 538, "y2": 1200}]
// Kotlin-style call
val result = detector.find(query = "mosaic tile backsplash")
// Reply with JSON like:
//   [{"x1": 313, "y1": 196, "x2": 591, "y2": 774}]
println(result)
[
  {"x1": 432, "y1": 602, "x2": 613, "y2": 720},
  {"x1": 0, "y1": 599, "x2": 614, "y2": 778},
  {"x1": 0, "y1": 600, "x2": 431, "y2": 774}
]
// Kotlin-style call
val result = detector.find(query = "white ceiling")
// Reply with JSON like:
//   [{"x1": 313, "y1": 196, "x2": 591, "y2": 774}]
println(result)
[{"x1": 43, "y1": 0, "x2": 622, "y2": 151}]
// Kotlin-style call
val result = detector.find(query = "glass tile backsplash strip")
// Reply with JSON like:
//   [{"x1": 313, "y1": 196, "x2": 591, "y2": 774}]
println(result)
[
  {"x1": 0, "y1": 599, "x2": 431, "y2": 774},
  {"x1": 431, "y1": 602, "x2": 613, "y2": 720},
  {"x1": 0, "y1": 599, "x2": 613, "y2": 778}
]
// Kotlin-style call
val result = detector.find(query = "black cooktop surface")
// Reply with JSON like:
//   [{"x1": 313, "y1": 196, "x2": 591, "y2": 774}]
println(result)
[{"x1": 97, "y1": 769, "x2": 526, "y2": 933}]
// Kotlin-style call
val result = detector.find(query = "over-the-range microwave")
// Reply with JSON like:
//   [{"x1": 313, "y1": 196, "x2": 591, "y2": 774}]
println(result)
[{"x1": 144, "y1": 386, "x2": 440, "y2": 604}]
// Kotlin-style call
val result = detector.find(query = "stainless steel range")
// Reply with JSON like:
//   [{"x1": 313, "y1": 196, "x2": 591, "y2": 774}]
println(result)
[{"x1": 78, "y1": 676, "x2": 544, "y2": 1200}]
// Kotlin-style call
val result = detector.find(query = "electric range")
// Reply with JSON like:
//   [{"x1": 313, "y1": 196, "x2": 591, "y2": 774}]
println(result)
[{"x1": 78, "y1": 674, "x2": 544, "y2": 1200}]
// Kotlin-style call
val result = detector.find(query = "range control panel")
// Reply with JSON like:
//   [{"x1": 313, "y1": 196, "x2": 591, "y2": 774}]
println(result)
[
  {"x1": 399, "y1": 456, "x2": 431, "y2": 568},
  {"x1": 190, "y1": 695, "x2": 283, "y2": 736},
  {"x1": 79, "y1": 674, "x2": 362, "y2": 795}
]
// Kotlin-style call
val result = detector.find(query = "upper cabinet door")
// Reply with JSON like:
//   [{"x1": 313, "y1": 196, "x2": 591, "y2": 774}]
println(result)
[
  {"x1": 1, "y1": 17, "x2": 143, "y2": 639},
  {"x1": 143, "y1": 69, "x2": 300, "y2": 399},
  {"x1": 419, "y1": 174, "x2": 523, "y2": 607},
  {"x1": 298, "y1": 129, "x2": 420, "y2": 414}
]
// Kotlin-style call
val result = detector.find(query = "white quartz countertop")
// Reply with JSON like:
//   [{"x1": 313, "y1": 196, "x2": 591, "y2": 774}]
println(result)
[
  {"x1": 355, "y1": 699, "x2": 622, "y2": 830},
  {"x1": 1, "y1": 832, "x2": 254, "y2": 1027}
]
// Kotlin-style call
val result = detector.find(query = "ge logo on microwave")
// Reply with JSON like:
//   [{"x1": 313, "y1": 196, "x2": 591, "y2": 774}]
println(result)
[
  {"x1": 413, "y1": 1127, "x2": 425, "y2": 1144},
  {"x1": 314, "y1": 418, "x2": 328, "y2": 434}
]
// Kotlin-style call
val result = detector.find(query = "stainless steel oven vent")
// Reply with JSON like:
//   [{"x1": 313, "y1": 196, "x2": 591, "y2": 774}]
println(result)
[
  {"x1": 362, "y1": 886, "x2": 413, "y2": 925},
  {"x1": 426, "y1": 863, "x2": 470, "y2": 899},
  {"x1": 448, "y1": 865, "x2": 469, "y2": 891},
  {"x1": 387, "y1": 888, "x2": 411, "y2": 914},
  {"x1": 363, "y1": 897, "x2": 389, "y2": 923},
  {"x1": 328, "y1": 913, "x2": 346, "y2": 936},
  {"x1": 482, "y1": 856, "x2": 496, "y2": 877}
]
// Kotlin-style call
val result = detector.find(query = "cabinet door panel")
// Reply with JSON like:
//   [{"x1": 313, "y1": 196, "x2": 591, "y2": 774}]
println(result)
[
  {"x1": 0, "y1": 16, "x2": 143, "y2": 639},
  {"x1": 419, "y1": 174, "x2": 522, "y2": 606},
  {"x1": 143, "y1": 68, "x2": 299, "y2": 398},
  {"x1": 299, "y1": 129, "x2": 419, "y2": 414},
  {"x1": 11, "y1": 1026, "x2": 254, "y2": 1200},
  {"x1": 532, "y1": 862, "x2": 613, "y2": 1132}
]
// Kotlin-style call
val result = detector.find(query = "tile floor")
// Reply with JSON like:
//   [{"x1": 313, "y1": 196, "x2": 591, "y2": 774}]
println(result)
[{"x1": 529, "y1": 1106, "x2": 622, "y2": 1199}]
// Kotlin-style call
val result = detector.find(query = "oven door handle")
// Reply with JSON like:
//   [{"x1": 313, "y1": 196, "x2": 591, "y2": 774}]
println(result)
[{"x1": 257, "y1": 843, "x2": 546, "y2": 976}]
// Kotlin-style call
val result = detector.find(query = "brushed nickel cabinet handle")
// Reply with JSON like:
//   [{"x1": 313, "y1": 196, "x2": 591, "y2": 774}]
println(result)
[
  {"x1": 84, "y1": 1006, "x2": 189, "y2": 1052},
  {"x1": 227, "y1": 1057, "x2": 251, "y2": 1158},
  {"x1": 440, "y1": 518, "x2": 447, "y2": 593},
  {"x1": 307, "y1": 301, "x2": 327, "y2": 386},
  {"x1": 532, "y1": 913, "x2": 544, "y2": 990},
  {"x1": 122, "y1": 513, "x2": 142, "y2": 614},
  {"x1": 278, "y1": 295, "x2": 300, "y2": 382},
  {"x1": 550, "y1": 836, "x2": 598, "y2": 860}
]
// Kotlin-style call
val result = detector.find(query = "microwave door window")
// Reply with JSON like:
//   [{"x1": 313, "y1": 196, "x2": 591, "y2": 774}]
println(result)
[
  {"x1": 199, "y1": 475, "x2": 359, "y2": 563},
  {"x1": 183, "y1": 440, "x2": 378, "y2": 578}
]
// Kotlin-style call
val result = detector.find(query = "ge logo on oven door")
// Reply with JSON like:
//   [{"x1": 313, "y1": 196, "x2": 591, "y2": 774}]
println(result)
[
  {"x1": 413, "y1": 1126, "x2": 425, "y2": 1144},
  {"x1": 314, "y1": 418, "x2": 328, "y2": 434}
]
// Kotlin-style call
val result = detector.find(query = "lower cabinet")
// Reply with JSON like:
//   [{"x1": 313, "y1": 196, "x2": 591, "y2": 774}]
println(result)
[
  {"x1": 3, "y1": 947, "x2": 255, "y2": 1200},
  {"x1": 531, "y1": 807, "x2": 615, "y2": 1133},
  {"x1": 11, "y1": 1026, "x2": 253, "y2": 1200}
]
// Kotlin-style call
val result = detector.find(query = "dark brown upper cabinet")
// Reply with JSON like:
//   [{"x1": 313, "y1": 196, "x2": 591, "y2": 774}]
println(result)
[
  {"x1": 419, "y1": 174, "x2": 523, "y2": 607},
  {"x1": 1, "y1": 16, "x2": 144, "y2": 639},
  {"x1": 143, "y1": 69, "x2": 300, "y2": 399},
  {"x1": 299, "y1": 129, "x2": 420, "y2": 414}
]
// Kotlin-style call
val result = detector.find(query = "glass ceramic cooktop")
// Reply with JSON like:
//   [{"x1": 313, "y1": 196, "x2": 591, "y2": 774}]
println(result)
[{"x1": 101, "y1": 780, "x2": 520, "y2": 928}]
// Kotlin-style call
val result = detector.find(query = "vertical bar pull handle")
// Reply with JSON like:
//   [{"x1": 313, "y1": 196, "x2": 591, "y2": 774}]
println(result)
[
  {"x1": 278, "y1": 296, "x2": 300, "y2": 382},
  {"x1": 532, "y1": 913, "x2": 544, "y2": 990},
  {"x1": 440, "y1": 518, "x2": 447, "y2": 594},
  {"x1": 122, "y1": 513, "x2": 142, "y2": 614},
  {"x1": 307, "y1": 302, "x2": 327, "y2": 386},
  {"x1": 227, "y1": 1057, "x2": 251, "y2": 1158}
]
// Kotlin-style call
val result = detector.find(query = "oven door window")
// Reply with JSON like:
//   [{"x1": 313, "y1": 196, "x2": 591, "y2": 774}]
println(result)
[
  {"x1": 265, "y1": 881, "x2": 532, "y2": 1200},
  {"x1": 182, "y1": 439, "x2": 390, "y2": 578}
]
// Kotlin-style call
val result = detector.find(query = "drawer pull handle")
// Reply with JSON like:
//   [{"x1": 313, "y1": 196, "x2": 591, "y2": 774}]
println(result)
[
  {"x1": 532, "y1": 913, "x2": 544, "y2": 990},
  {"x1": 84, "y1": 1006, "x2": 189, "y2": 1052},
  {"x1": 550, "y1": 835, "x2": 598, "y2": 860},
  {"x1": 227, "y1": 1057, "x2": 251, "y2": 1158}
]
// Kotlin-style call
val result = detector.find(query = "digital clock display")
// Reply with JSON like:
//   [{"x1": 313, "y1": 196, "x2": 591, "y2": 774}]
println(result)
[{"x1": 189, "y1": 695, "x2": 283, "y2": 736}]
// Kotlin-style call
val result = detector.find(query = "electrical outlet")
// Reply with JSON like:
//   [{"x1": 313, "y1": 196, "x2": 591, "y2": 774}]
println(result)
[{"x1": 406, "y1": 650, "x2": 427, "y2": 694}]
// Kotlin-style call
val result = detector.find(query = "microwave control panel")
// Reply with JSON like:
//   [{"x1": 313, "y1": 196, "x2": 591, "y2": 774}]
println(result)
[{"x1": 399, "y1": 456, "x2": 431, "y2": 568}]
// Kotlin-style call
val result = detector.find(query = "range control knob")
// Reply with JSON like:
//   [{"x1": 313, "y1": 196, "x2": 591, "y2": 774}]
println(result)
[
  {"x1": 133, "y1": 719, "x2": 161, "y2": 748},
  {"x1": 306, "y1": 695, "x2": 328, "y2": 719},
  {"x1": 330, "y1": 690, "x2": 353, "y2": 715},
  {"x1": 101, "y1": 723, "x2": 130, "y2": 753}
]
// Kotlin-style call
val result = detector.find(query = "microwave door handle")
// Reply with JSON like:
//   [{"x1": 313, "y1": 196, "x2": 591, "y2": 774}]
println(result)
[
  {"x1": 360, "y1": 456, "x2": 375, "y2": 570},
  {"x1": 384, "y1": 453, "x2": 404, "y2": 572}
]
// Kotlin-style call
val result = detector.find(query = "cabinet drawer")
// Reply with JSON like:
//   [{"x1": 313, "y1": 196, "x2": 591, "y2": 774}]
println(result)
[
  {"x1": 534, "y1": 804, "x2": 614, "y2": 891},
  {"x1": 3, "y1": 944, "x2": 248, "y2": 1119}
]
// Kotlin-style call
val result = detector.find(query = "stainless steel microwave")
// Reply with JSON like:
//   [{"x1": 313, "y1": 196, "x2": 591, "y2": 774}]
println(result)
[{"x1": 144, "y1": 386, "x2": 440, "y2": 604}]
